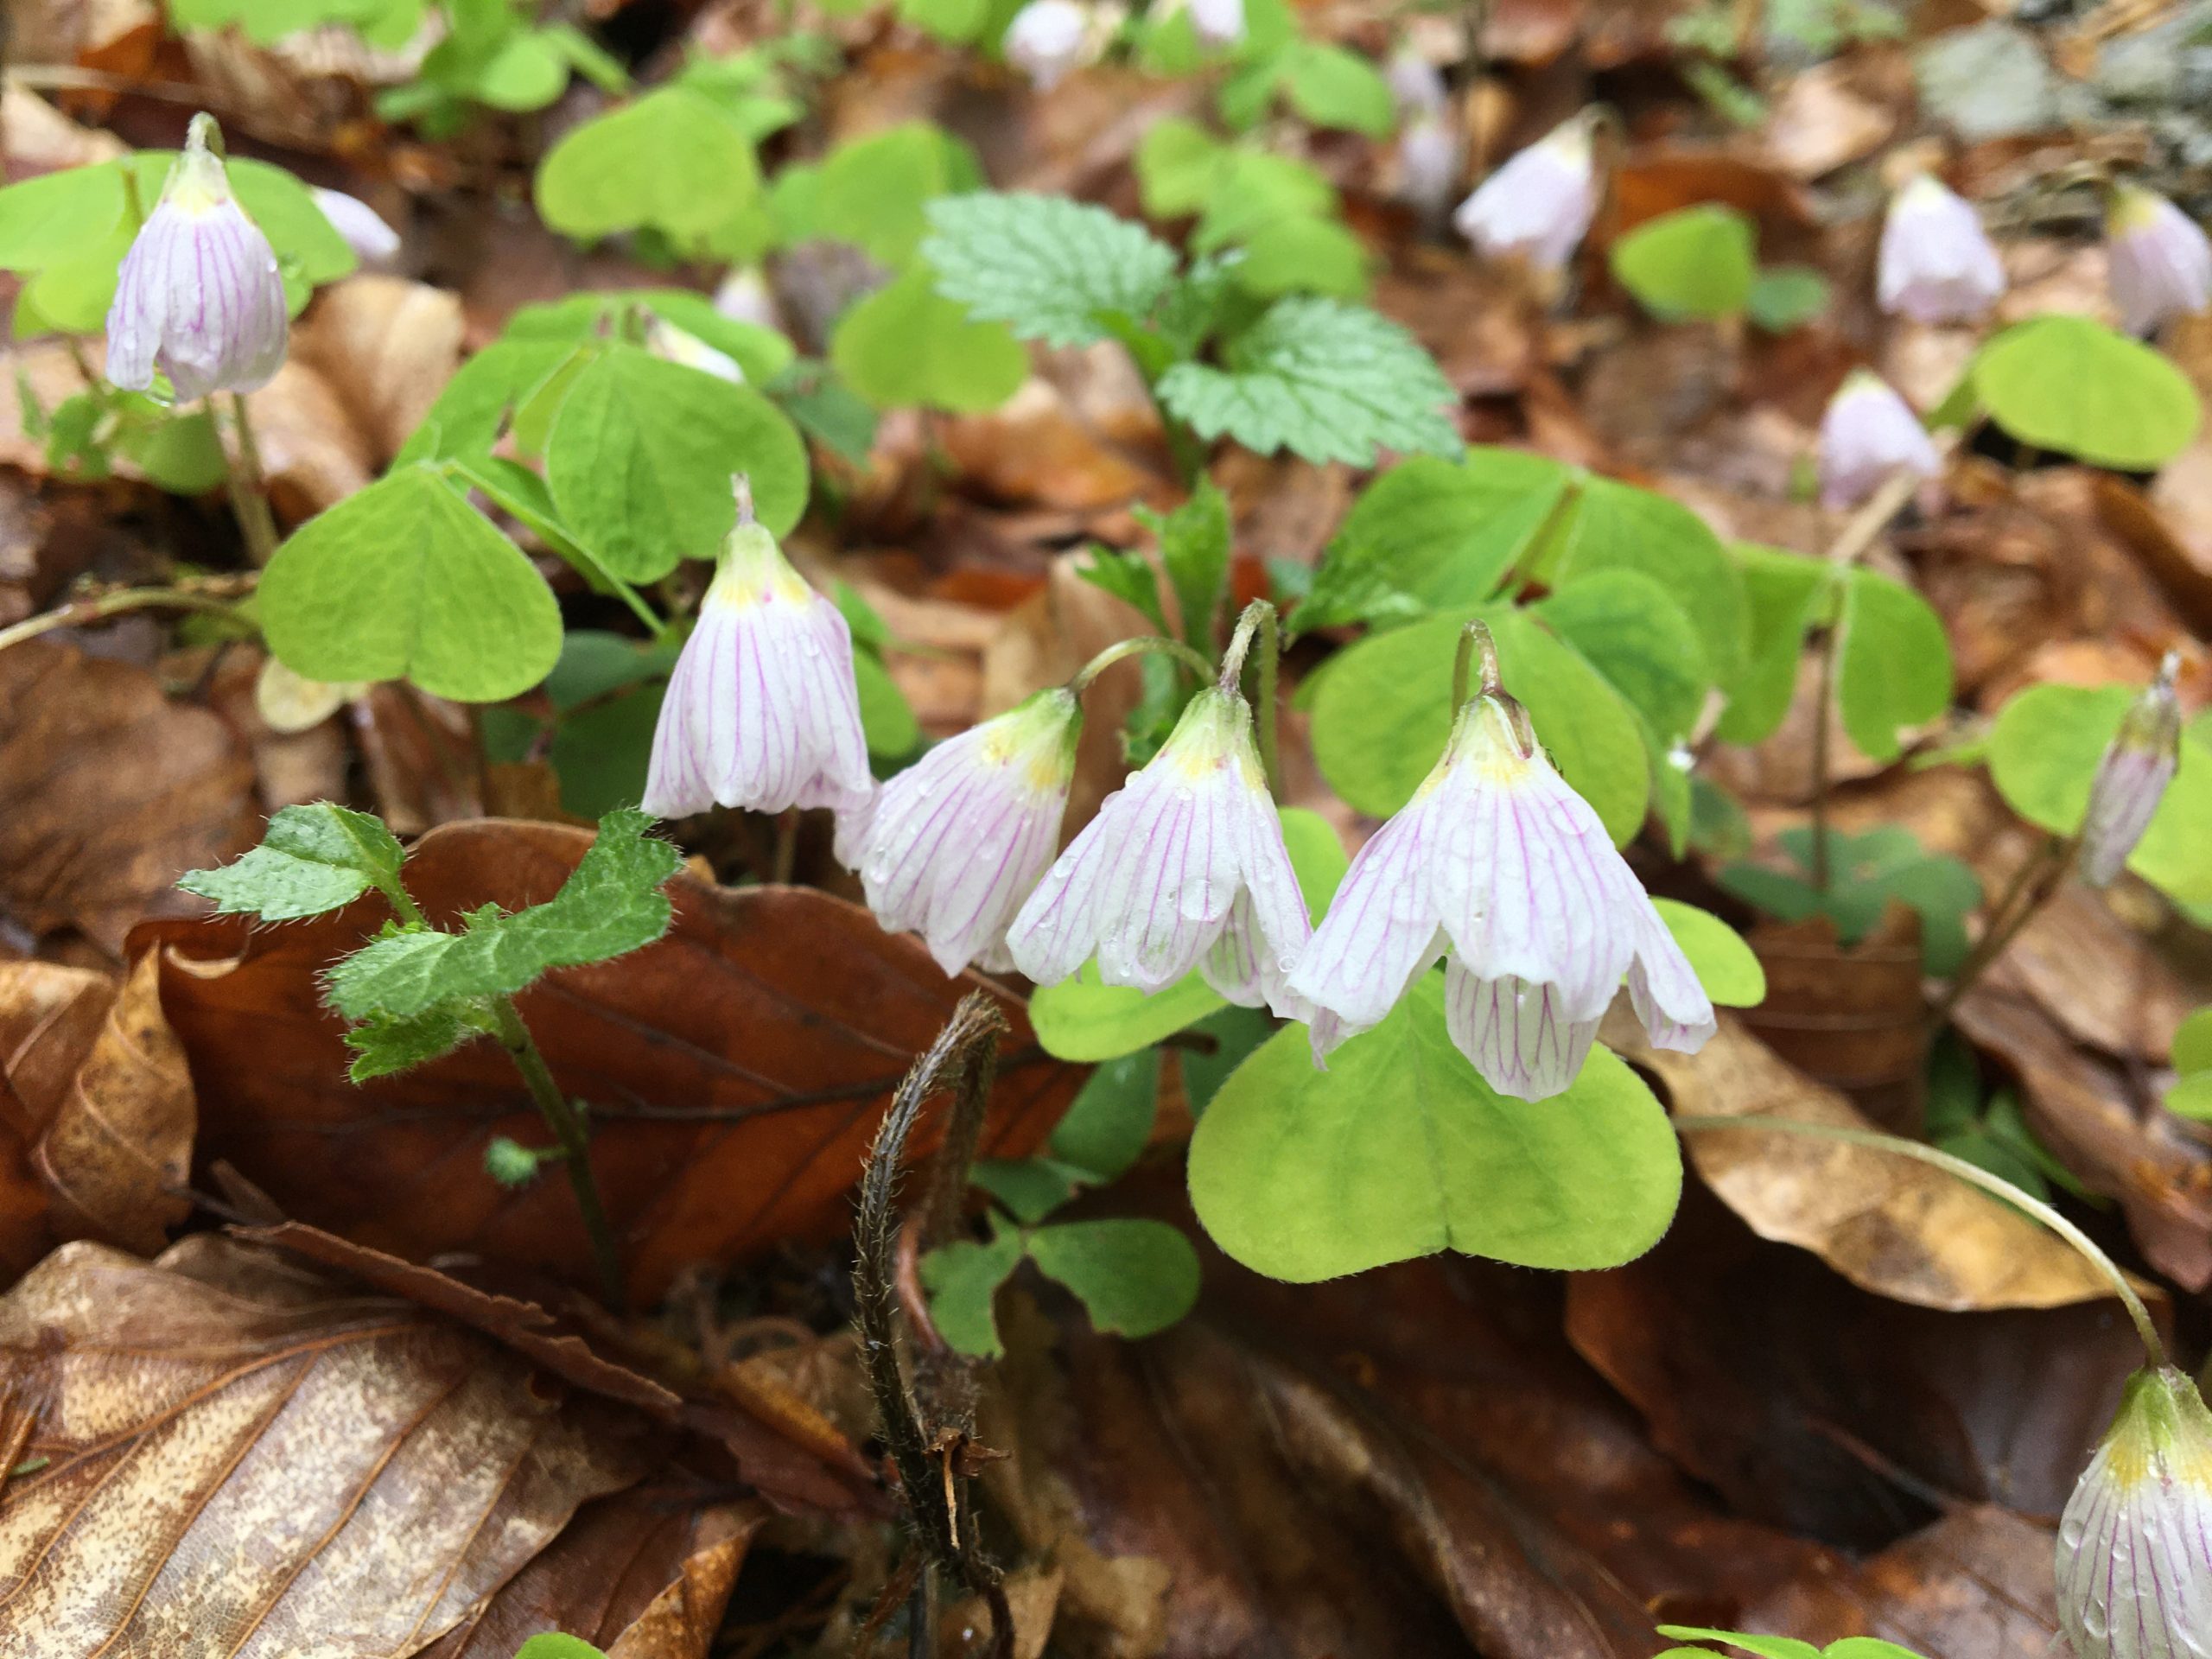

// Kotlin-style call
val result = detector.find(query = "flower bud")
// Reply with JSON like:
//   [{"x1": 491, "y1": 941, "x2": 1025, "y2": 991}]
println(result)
[
  {"x1": 2056, "y1": 1364, "x2": 2212, "y2": 1659},
  {"x1": 714, "y1": 266, "x2": 784, "y2": 333},
  {"x1": 837, "y1": 690, "x2": 1082, "y2": 976},
  {"x1": 642, "y1": 480, "x2": 873, "y2": 821},
  {"x1": 1452, "y1": 115, "x2": 1598, "y2": 274},
  {"x1": 646, "y1": 316, "x2": 745, "y2": 384},
  {"x1": 1877, "y1": 174, "x2": 2005, "y2": 325},
  {"x1": 1386, "y1": 47, "x2": 1448, "y2": 118},
  {"x1": 1003, "y1": 0, "x2": 1093, "y2": 89},
  {"x1": 2107, "y1": 185, "x2": 2212, "y2": 337},
  {"x1": 2079, "y1": 654, "x2": 2183, "y2": 889},
  {"x1": 1189, "y1": 0, "x2": 1244, "y2": 48},
  {"x1": 310, "y1": 187, "x2": 400, "y2": 268},
  {"x1": 1817, "y1": 370, "x2": 1941, "y2": 510},
  {"x1": 1399, "y1": 113, "x2": 1465, "y2": 218},
  {"x1": 105, "y1": 113, "x2": 289, "y2": 403}
]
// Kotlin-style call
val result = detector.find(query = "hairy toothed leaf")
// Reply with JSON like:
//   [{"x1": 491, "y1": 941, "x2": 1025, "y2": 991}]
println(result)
[
  {"x1": 181, "y1": 802, "x2": 405, "y2": 922},
  {"x1": 1156, "y1": 296, "x2": 1462, "y2": 467},
  {"x1": 344, "y1": 1006, "x2": 477, "y2": 1082},
  {"x1": 922, "y1": 193, "x2": 1180, "y2": 348},
  {"x1": 326, "y1": 809, "x2": 682, "y2": 1020}
]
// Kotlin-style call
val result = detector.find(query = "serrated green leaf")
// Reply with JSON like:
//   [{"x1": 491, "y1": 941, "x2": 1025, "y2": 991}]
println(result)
[
  {"x1": 1158, "y1": 296, "x2": 1461, "y2": 467},
  {"x1": 924, "y1": 194, "x2": 1180, "y2": 350},
  {"x1": 1188, "y1": 978, "x2": 1681, "y2": 1280},
  {"x1": 326, "y1": 809, "x2": 681, "y2": 1020},
  {"x1": 1973, "y1": 314, "x2": 2202, "y2": 470},
  {"x1": 180, "y1": 802, "x2": 404, "y2": 922},
  {"x1": 0, "y1": 166, "x2": 124, "y2": 271},
  {"x1": 1027, "y1": 807, "x2": 1346, "y2": 1061},
  {"x1": 1649, "y1": 899, "x2": 1764, "y2": 1006},
  {"x1": 1027, "y1": 1218, "x2": 1200, "y2": 1338},
  {"x1": 1610, "y1": 206, "x2": 1758, "y2": 321},
  {"x1": 535, "y1": 86, "x2": 761, "y2": 251},
  {"x1": 1280, "y1": 41, "x2": 1396, "y2": 136},
  {"x1": 259, "y1": 463, "x2": 562, "y2": 702},
  {"x1": 1307, "y1": 607, "x2": 1649, "y2": 842},
  {"x1": 1986, "y1": 683, "x2": 2212, "y2": 905},
  {"x1": 1834, "y1": 566, "x2": 1952, "y2": 762},
  {"x1": 920, "y1": 1220, "x2": 1027, "y2": 1357},
  {"x1": 1076, "y1": 547, "x2": 1170, "y2": 636},
  {"x1": 544, "y1": 342, "x2": 809, "y2": 581},
  {"x1": 830, "y1": 264, "x2": 1027, "y2": 414},
  {"x1": 345, "y1": 1007, "x2": 475, "y2": 1081}
]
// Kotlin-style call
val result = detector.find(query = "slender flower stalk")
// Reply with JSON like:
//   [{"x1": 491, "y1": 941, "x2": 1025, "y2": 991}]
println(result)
[
  {"x1": 2081, "y1": 652, "x2": 2184, "y2": 888},
  {"x1": 2106, "y1": 184, "x2": 2212, "y2": 337},
  {"x1": 1878, "y1": 174, "x2": 2005, "y2": 324},
  {"x1": 1007, "y1": 627, "x2": 1313, "y2": 1012},
  {"x1": 1452, "y1": 113, "x2": 1599, "y2": 273},
  {"x1": 105, "y1": 113, "x2": 289, "y2": 403},
  {"x1": 1291, "y1": 621, "x2": 1713, "y2": 1098},
  {"x1": 642, "y1": 479, "x2": 873, "y2": 821},
  {"x1": 837, "y1": 690, "x2": 1083, "y2": 976}
]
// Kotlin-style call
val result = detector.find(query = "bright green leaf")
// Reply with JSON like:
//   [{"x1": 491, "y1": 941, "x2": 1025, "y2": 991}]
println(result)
[
  {"x1": 2165, "y1": 1071, "x2": 2212, "y2": 1122},
  {"x1": 1159, "y1": 296, "x2": 1461, "y2": 467},
  {"x1": 920, "y1": 1221, "x2": 1027, "y2": 1357},
  {"x1": 1974, "y1": 314, "x2": 2202, "y2": 470},
  {"x1": 1610, "y1": 206, "x2": 1758, "y2": 321},
  {"x1": 544, "y1": 342, "x2": 809, "y2": 580},
  {"x1": 1537, "y1": 568, "x2": 1710, "y2": 746},
  {"x1": 0, "y1": 166, "x2": 124, "y2": 271},
  {"x1": 830, "y1": 265, "x2": 1027, "y2": 413},
  {"x1": 924, "y1": 193, "x2": 1179, "y2": 348},
  {"x1": 1719, "y1": 543, "x2": 1827, "y2": 745},
  {"x1": 535, "y1": 86, "x2": 761, "y2": 249},
  {"x1": 2174, "y1": 1007, "x2": 2212, "y2": 1076},
  {"x1": 1135, "y1": 118, "x2": 1227, "y2": 218},
  {"x1": 854, "y1": 652, "x2": 920, "y2": 760},
  {"x1": 516, "y1": 1635, "x2": 613, "y2": 1659},
  {"x1": 810, "y1": 122, "x2": 980, "y2": 265},
  {"x1": 1834, "y1": 566, "x2": 1953, "y2": 762},
  {"x1": 1027, "y1": 1218, "x2": 1201, "y2": 1338},
  {"x1": 635, "y1": 289, "x2": 796, "y2": 383},
  {"x1": 1233, "y1": 213, "x2": 1370, "y2": 300},
  {"x1": 1746, "y1": 265, "x2": 1830, "y2": 333},
  {"x1": 1280, "y1": 41, "x2": 1396, "y2": 137},
  {"x1": 1189, "y1": 978, "x2": 1682, "y2": 1280},
  {"x1": 1141, "y1": 479, "x2": 1231, "y2": 647},
  {"x1": 1649, "y1": 898, "x2": 1764, "y2": 1006},
  {"x1": 1545, "y1": 474, "x2": 1747, "y2": 693},
  {"x1": 395, "y1": 337, "x2": 583, "y2": 466},
  {"x1": 259, "y1": 463, "x2": 562, "y2": 702},
  {"x1": 1823, "y1": 1641, "x2": 1934, "y2": 1659},
  {"x1": 1049, "y1": 1050, "x2": 1160, "y2": 1182},
  {"x1": 1656, "y1": 1628, "x2": 1822, "y2": 1659},
  {"x1": 180, "y1": 802, "x2": 404, "y2": 921}
]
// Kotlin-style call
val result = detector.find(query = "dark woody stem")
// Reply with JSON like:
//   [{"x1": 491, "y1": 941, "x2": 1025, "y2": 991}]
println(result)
[
  {"x1": 218, "y1": 392, "x2": 281, "y2": 566},
  {"x1": 1218, "y1": 600, "x2": 1282, "y2": 799}
]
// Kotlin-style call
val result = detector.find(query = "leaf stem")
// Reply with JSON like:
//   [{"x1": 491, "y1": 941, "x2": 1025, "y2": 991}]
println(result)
[
  {"x1": 488, "y1": 995, "x2": 626, "y2": 1313},
  {"x1": 1219, "y1": 600, "x2": 1282, "y2": 798},
  {"x1": 219, "y1": 392, "x2": 281, "y2": 566},
  {"x1": 1675, "y1": 1113, "x2": 2165, "y2": 1367},
  {"x1": 0, "y1": 584, "x2": 251, "y2": 657},
  {"x1": 1068, "y1": 633, "x2": 1215, "y2": 695}
]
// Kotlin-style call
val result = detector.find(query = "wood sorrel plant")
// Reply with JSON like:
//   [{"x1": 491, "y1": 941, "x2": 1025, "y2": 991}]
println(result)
[{"x1": 179, "y1": 804, "x2": 682, "y2": 1310}]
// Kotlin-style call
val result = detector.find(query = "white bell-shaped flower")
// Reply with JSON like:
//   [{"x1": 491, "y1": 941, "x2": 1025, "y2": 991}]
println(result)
[
  {"x1": 1003, "y1": 0, "x2": 1094, "y2": 88},
  {"x1": 1289, "y1": 624, "x2": 1713, "y2": 1100},
  {"x1": 105, "y1": 113, "x2": 289, "y2": 402},
  {"x1": 1877, "y1": 174, "x2": 2005, "y2": 324},
  {"x1": 1817, "y1": 369, "x2": 1941, "y2": 511},
  {"x1": 310, "y1": 187, "x2": 400, "y2": 267},
  {"x1": 1452, "y1": 115, "x2": 1598, "y2": 274},
  {"x1": 2080, "y1": 653, "x2": 2183, "y2": 889},
  {"x1": 837, "y1": 690, "x2": 1082, "y2": 976},
  {"x1": 642, "y1": 480, "x2": 873, "y2": 821},
  {"x1": 2107, "y1": 185, "x2": 2212, "y2": 337}
]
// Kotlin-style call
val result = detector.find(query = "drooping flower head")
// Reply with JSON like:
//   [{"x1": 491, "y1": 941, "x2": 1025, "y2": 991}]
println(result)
[
  {"x1": 1818, "y1": 369, "x2": 1942, "y2": 511},
  {"x1": 1452, "y1": 112, "x2": 1599, "y2": 275},
  {"x1": 2080, "y1": 653, "x2": 2183, "y2": 889},
  {"x1": 837, "y1": 689, "x2": 1083, "y2": 976},
  {"x1": 1386, "y1": 47, "x2": 1448, "y2": 118},
  {"x1": 1289, "y1": 621, "x2": 1713, "y2": 1101},
  {"x1": 1400, "y1": 113, "x2": 1465, "y2": 218},
  {"x1": 2056, "y1": 1364, "x2": 2212, "y2": 1659},
  {"x1": 1004, "y1": 0, "x2": 1094, "y2": 89},
  {"x1": 310, "y1": 187, "x2": 400, "y2": 268},
  {"x1": 642, "y1": 478, "x2": 873, "y2": 822},
  {"x1": 2106, "y1": 185, "x2": 2212, "y2": 338},
  {"x1": 105, "y1": 113, "x2": 289, "y2": 403},
  {"x1": 1877, "y1": 174, "x2": 2005, "y2": 325},
  {"x1": 1189, "y1": 0, "x2": 1245, "y2": 48},
  {"x1": 1007, "y1": 607, "x2": 1313, "y2": 1014}
]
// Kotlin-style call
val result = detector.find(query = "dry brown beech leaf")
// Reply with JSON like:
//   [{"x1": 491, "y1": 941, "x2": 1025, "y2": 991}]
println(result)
[
  {"x1": 0, "y1": 641, "x2": 257, "y2": 954},
  {"x1": 290, "y1": 276, "x2": 467, "y2": 467},
  {"x1": 0, "y1": 962, "x2": 114, "y2": 1278},
  {"x1": 133, "y1": 818, "x2": 1077, "y2": 1306},
  {"x1": 1611, "y1": 1010, "x2": 2130, "y2": 1313},
  {"x1": 0, "y1": 1235, "x2": 670, "y2": 1657}
]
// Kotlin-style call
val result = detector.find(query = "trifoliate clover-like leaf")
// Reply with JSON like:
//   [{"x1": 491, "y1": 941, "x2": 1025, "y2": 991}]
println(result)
[
  {"x1": 1156, "y1": 296, "x2": 1463, "y2": 466},
  {"x1": 326, "y1": 809, "x2": 682, "y2": 1021},
  {"x1": 922, "y1": 193, "x2": 1180, "y2": 348},
  {"x1": 181, "y1": 802, "x2": 405, "y2": 922}
]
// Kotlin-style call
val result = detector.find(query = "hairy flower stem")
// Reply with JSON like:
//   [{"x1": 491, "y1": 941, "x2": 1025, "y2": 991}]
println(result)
[
  {"x1": 376, "y1": 880, "x2": 626, "y2": 1311},
  {"x1": 1451, "y1": 616, "x2": 1504, "y2": 709},
  {"x1": 219, "y1": 392, "x2": 281, "y2": 566},
  {"x1": 1219, "y1": 600, "x2": 1282, "y2": 798},
  {"x1": 0, "y1": 583, "x2": 250, "y2": 657},
  {"x1": 1676, "y1": 1113, "x2": 2165, "y2": 1366},
  {"x1": 1926, "y1": 833, "x2": 2071, "y2": 1031},
  {"x1": 1067, "y1": 633, "x2": 1216, "y2": 695}
]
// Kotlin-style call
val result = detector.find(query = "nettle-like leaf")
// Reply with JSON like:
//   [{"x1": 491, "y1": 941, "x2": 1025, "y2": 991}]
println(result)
[
  {"x1": 1157, "y1": 296, "x2": 1463, "y2": 467},
  {"x1": 923, "y1": 193, "x2": 1181, "y2": 348},
  {"x1": 1986, "y1": 680, "x2": 2212, "y2": 906},
  {"x1": 258, "y1": 462, "x2": 563, "y2": 703},
  {"x1": 345, "y1": 1007, "x2": 480, "y2": 1083},
  {"x1": 1188, "y1": 976, "x2": 1682, "y2": 1281},
  {"x1": 326, "y1": 809, "x2": 682, "y2": 1023},
  {"x1": 1027, "y1": 807, "x2": 1348, "y2": 1061},
  {"x1": 181, "y1": 803, "x2": 404, "y2": 922}
]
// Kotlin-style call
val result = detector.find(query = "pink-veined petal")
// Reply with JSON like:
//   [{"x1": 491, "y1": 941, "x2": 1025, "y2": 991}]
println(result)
[
  {"x1": 1626, "y1": 901, "x2": 1716, "y2": 1054},
  {"x1": 1443, "y1": 960, "x2": 1600, "y2": 1103},
  {"x1": 1288, "y1": 788, "x2": 1447, "y2": 1039}
]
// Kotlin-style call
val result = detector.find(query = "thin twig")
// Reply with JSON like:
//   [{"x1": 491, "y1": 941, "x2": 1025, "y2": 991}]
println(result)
[{"x1": 0, "y1": 585, "x2": 250, "y2": 657}]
